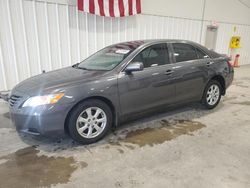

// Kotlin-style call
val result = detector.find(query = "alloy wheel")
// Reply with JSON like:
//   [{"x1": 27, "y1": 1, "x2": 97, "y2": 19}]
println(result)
[
  {"x1": 206, "y1": 84, "x2": 220, "y2": 106},
  {"x1": 76, "y1": 107, "x2": 107, "y2": 139}
]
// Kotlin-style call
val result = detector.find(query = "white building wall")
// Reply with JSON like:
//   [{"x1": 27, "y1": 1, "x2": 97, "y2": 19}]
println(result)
[
  {"x1": 205, "y1": 0, "x2": 250, "y2": 25},
  {"x1": 142, "y1": 0, "x2": 250, "y2": 25},
  {"x1": 142, "y1": 0, "x2": 204, "y2": 20},
  {"x1": 0, "y1": 0, "x2": 250, "y2": 91}
]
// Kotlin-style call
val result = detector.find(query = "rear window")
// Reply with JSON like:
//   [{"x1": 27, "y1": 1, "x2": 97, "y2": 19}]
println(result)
[{"x1": 208, "y1": 50, "x2": 222, "y2": 58}]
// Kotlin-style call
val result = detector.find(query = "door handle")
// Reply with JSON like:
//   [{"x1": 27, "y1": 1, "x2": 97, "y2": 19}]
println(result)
[
  {"x1": 165, "y1": 69, "x2": 174, "y2": 75},
  {"x1": 206, "y1": 62, "x2": 214, "y2": 66}
]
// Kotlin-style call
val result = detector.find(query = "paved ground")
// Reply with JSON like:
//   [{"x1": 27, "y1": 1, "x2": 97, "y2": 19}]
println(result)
[{"x1": 0, "y1": 65, "x2": 250, "y2": 188}]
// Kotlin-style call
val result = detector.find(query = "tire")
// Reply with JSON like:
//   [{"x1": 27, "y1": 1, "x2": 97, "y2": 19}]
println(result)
[
  {"x1": 67, "y1": 99, "x2": 113, "y2": 144},
  {"x1": 202, "y1": 80, "x2": 222, "y2": 109}
]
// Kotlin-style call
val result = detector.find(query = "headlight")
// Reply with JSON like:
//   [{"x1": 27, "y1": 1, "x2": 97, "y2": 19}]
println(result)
[{"x1": 22, "y1": 93, "x2": 64, "y2": 107}]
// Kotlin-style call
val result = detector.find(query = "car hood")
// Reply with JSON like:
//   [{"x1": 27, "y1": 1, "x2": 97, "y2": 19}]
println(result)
[{"x1": 13, "y1": 67, "x2": 108, "y2": 96}]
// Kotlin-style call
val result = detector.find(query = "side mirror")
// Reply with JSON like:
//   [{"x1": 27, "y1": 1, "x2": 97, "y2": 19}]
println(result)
[{"x1": 125, "y1": 62, "x2": 144, "y2": 73}]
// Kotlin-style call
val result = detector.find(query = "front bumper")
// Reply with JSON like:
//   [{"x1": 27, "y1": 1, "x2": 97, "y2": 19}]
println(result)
[{"x1": 9, "y1": 103, "x2": 72, "y2": 137}]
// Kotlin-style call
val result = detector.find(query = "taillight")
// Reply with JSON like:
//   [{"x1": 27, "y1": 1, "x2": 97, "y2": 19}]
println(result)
[
  {"x1": 227, "y1": 61, "x2": 234, "y2": 73},
  {"x1": 227, "y1": 61, "x2": 233, "y2": 68}
]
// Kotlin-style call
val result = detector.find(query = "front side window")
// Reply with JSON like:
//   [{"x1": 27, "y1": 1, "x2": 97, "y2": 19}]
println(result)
[
  {"x1": 131, "y1": 44, "x2": 170, "y2": 68},
  {"x1": 78, "y1": 46, "x2": 134, "y2": 70},
  {"x1": 173, "y1": 43, "x2": 198, "y2": 63}
]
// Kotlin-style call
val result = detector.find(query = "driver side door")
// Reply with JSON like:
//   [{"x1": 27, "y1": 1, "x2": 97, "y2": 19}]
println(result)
[{"x1": 118, "y1": 43, "x2": 176, "y2": 117}]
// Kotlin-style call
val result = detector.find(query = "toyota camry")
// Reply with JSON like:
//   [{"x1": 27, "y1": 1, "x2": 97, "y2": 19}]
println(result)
[{"x1": 8, "y1": 40, "x2": 234, "y2": 144}]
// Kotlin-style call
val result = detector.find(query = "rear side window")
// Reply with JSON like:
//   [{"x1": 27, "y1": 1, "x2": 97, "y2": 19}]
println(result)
[
  {"x1": 131, "y1": 43, "x2": 170, "y2": 68},
  {"x1": 173, "y1": 43, "x2": 198, "y2": 62},
  {"x1": 196, "y1": 48, "x2": 209, "y2": 59}
]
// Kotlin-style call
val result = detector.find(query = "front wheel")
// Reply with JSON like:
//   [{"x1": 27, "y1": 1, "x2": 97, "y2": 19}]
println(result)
[
  {"x1": 202, "y1": 80, "x2": 222, "y2": 109},
  {"x1": 67, "y1": 99, "x2": 113, "y2": 144}
]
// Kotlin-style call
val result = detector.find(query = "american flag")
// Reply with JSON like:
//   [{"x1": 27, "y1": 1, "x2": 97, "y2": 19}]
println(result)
[{"x1": 78, "y1": 0, "x2": 141, "y2": 17}]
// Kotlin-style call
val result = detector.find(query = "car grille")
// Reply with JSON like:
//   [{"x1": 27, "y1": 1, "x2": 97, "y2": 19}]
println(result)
[{"x1": 9, "y1": 95, "x2": 22, "y2": 107}]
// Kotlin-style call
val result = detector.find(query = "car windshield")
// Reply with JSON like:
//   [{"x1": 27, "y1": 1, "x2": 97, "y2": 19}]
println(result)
[{"x1": 78, "y1": 46, "x2": 134, "y2": 71}]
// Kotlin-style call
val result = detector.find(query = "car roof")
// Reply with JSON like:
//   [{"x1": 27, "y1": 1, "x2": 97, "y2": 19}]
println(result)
[
  {"x1": 141, "y1": 39, "x2": 193, "y2": 44},
  {"x1": 110, "y1": 39, "x2": 220, "y2": 58},
  {"x1": 112, "y1": 39, "x2": 201, "y2": 49}
]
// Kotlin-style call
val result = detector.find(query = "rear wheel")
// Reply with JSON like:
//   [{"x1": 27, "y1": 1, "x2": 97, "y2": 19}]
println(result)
[
  {"x1": 202, "y1": 80, "x2": 222, "y2": 109},
  {"x1": 67, "y1": 99, "x2": 112, "y2": 144}
]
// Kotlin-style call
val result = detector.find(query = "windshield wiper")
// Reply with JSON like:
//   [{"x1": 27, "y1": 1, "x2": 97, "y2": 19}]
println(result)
[
  {"x1": 72, "y1": 63, "x2": 79, "y2": 68},
  {"x1": 78, "y1": 67, "x2": 88, "y2": 70},
  {"x1": 72, "y1": 63, "x2": 88, "y2": 70}
]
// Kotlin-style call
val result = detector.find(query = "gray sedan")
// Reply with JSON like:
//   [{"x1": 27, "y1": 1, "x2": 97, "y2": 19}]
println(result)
[{"x1": 8, "y1": 40, "x2": 234, "y2": 144}]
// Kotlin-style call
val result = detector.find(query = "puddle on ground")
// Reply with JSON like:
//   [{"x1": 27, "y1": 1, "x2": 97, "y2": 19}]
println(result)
[
  {"x1": 117, "y1": 148, "x2": 124, "y2": 154},
  {"x1": 0, "y1": 146, "x2": 82, "y2": 188},
  {"x1": 231, "y1": 101, "x2": 250, "y2": 106},
  {"x1": 233, "y1": 81, "x2": 244, "y2": 85},
  {"x1": 239, "y1": 77, "x2": 250, "y2": 81},
  {"x1": 223, "y1": 96, "x2": 237, "y2": 102},
  {"x1": 120, "y1": 120, "x2": 206, "y2": 147},
  {"x1": 235, "y1": 84, "x2": 249, "y2": 88}
]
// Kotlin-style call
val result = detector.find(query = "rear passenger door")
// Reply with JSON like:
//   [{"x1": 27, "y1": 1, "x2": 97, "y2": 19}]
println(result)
[{"x1": 170, "y1": 43, "x2": 212, "y2": 102}]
